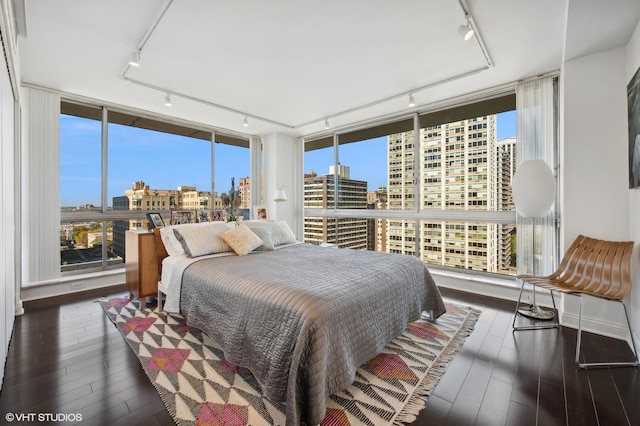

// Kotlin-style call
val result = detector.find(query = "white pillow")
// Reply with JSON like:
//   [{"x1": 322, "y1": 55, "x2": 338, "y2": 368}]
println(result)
[
  {"x1": 173, "y1": 222, "x2": 237, "y2": 257},
  {"x1": 250, "y1": 226, "x2": 275, "y2": 251},
  {"x1": 220, "y1": 224, "x2": 264, "y2": 256},
  {"x1": 159, "y1": 225, "x2": 187, "y2": 256},
  {"x1": 245, "y1": 220, "x2": 296, "y2": 246}
]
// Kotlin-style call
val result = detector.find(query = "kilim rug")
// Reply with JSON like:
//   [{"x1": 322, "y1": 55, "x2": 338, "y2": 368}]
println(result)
[{"x1": 99, "y1": 297, "x2": 480, "y2": 426}]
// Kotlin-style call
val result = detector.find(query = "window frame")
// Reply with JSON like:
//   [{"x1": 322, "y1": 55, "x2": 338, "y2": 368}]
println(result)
[
  {"x1": 303, "y1": 91, "x2": 523, "y2": 278},
  {"x1": 59, "y1": 99, "x2": 251, "y2": 275}
]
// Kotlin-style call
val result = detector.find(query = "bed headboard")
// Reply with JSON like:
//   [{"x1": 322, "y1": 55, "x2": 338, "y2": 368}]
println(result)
[{"x1": 152, "y1": 228, "x2": 169, "y2": 275}]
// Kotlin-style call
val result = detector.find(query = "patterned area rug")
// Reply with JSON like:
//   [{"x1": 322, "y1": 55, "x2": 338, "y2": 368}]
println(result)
[{"x1": 99, "y1": 297, "x2": 480, "y2": 426}]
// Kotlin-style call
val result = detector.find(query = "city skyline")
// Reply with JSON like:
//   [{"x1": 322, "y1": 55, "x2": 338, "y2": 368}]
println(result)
[
  {"x1": 303, "y1": 110, "x2": 516, "y2": 191},
  {"x1": 60, "y1": 110, "x2": 515, "y2": 207}
]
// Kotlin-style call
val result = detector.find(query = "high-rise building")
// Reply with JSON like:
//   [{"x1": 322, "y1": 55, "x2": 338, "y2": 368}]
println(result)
[
  {"x1": 388, "y1": 116, "x2": 514, "y2": 273},
  {"x1": 497, "y1": 137, "x2": 516, "y2": 273},
  {"x1": 112, "y1": 195, "x2": 130, "y2": 259},
  {"x1": 304, "y1": 165, "x2": 368, "y2": 249},
  {"x1": 238, "y1": 177, "x2": 251, "y2": 209},
  {"x1": 367, "y1": 187, "x2": 388, "y2": 252}
]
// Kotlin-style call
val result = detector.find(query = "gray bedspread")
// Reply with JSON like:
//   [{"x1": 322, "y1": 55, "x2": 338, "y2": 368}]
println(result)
[{"x1": 179, "y1": 243, "x2": 445, "y2": 426}]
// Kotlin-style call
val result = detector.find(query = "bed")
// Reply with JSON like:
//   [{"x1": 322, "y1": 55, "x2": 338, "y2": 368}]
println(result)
[{"x1": 154, "y1": 220, "x2": 445, "y2": 426}]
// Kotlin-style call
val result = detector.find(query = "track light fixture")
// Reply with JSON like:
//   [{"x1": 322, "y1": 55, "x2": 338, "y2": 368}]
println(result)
[
  {"x1": 164, "y1": 93, "x2": 172, "y2": 107},
  {"x1": 128, "y1": 50, "x2": 141, "y2": 67},
  {"x1": 324, "y1": 117, "x2": 330, "y2": 129},
  {"x1": 408, "y1": 94, "x2": 415, "y2": 107},
  {"x1": 458, "y1": 15, "x2": 474, "y2": 41},
  {"x1": 243, "y1": 117, "x2": 249, "y2": 127}
]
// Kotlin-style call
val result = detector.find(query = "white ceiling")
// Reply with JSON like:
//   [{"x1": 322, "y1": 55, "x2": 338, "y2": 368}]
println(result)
[{"x1": 16, "y1": 0, "x2": 640, "y2": 137}]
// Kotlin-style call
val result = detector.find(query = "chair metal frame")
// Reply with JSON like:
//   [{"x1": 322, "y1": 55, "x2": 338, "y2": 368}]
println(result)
[
  {"x1": 512, "y1": 282, "x2": 560, "y2": 331},
  {"x1": 512, "y1": 234, "x2": 639, "y2": 369}
]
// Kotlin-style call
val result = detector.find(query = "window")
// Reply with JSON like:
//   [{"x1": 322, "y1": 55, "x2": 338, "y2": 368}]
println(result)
[
  {"x1": 60, "y1": 101, "x2": 249, "y2": 273},
  {"x1": 214, "y1": 141, "x2": 251, "y2": 218},
  {"x1": 303, "y1": 94, "x2": 521, "y2": 277},
  {"x1": 303, "y1": 119, "x2": 414, "y2": 248}
]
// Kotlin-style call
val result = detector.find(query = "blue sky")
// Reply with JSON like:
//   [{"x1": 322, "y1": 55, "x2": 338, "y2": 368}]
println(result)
[
  {"x1": 304, "y1": 110, "x2": 517, "y2": 190},
  {"x1": 60, "y1": 110, "x2": 515, "y2": 206},
  {"x1": 60, "y1": 116, "x2": 249, "y2": 206}
]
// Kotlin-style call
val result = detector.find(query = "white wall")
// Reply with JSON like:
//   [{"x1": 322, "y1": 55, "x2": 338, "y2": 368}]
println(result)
[
  {"x1": 627, "y1": 18, "x2": 640, "y2": 345},
  {"x1": 0, "y1": 46, "x2": 15, "y2": 392},
  {"x1": 563, "y1": 48, "x2": 630, "y2": 244},
  {"x1": 0, "y1": 11, "x2": 17, "y2": 392},
  {"x1": 561, "y1": 41, "x2": 637, "y2": 339},
  {"x1": 262, "y1": 133, "x2": 304, "y2": 239}
]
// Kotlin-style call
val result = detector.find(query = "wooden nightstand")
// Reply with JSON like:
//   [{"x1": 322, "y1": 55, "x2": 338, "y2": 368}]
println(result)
[{"x1": 125, "y1": 230, "x2": 160, "y2": 308}]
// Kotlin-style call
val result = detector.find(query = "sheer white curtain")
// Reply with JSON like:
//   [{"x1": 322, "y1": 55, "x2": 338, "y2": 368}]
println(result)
[
  {"x1": 516, "y1": 77, "x2": 558, "y2": 276},
  {"x1": 23, "y1": 87, "x2": 61, "y2": 283}
]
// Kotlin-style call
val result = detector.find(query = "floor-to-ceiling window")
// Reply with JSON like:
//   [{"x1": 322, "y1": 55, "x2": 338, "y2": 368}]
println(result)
[
  {"x1": 304, "y1": 93, "x2": 527, "y2": 278},
  {"x1": 60, "y1": 101, "x2": 250, "y2": 274}
]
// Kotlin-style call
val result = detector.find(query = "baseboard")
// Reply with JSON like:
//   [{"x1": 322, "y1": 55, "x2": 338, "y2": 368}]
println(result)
[
  {"x1": 433, "y1": 270, "x2": 555, "y2": 308},
  {"x1": 561, "y1": 309, "x2": 637, "y2": 348},
  {"x1": 432, "y1": 269, "x2": 638, "y2": 347},
  {"x1": 21, "y1": 270, "x2": 126, "y2": 301},
  {"x1": 15, "y1": 300, "x2": 24, "y2": 316}
]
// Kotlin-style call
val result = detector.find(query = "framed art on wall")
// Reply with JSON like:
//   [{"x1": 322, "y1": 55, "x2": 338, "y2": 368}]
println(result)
[
  {"x1": 145, "y1": 212, "x2": 165, "y2": 229},
  {"x1": 197, "y1": 210, "x2": 212, "y2": 223},
  {"x1": 254, "y1": 205, "x2": 269, "y2": 220},
  {"x1": 170, "y1": 210, "x2": 196, "y2": 225}
]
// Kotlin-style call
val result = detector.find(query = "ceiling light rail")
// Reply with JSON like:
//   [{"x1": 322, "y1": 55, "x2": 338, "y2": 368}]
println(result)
[
  {"x1": 118, "y1": 0, "x2": 494, "y2": 131},
  {"x1": 22, "y1": 81, "x2": 254, "y2": 143},
  {"x1": 122, "y1": 76, "x2": 295, "y2": 129},
  {"x1": 121, "y1": 0, "x2": 176, "y2": 75},
  {"x1": 457, "y1": 0, "x2": 493, "y2": 67},
  {"x1": 301, "y1": 69, "x2": 559, "y2": 141},
  {"x1": 293, "y1": 66, "x2": 489, "y2": 129}
]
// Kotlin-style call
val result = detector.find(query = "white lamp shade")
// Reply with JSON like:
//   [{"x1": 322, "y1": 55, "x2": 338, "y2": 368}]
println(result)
[
  {"x1": 512, "y1": 159, "x2": 555, "y2": 217},
  {"x1": 273, "y1": 188, "x2": 287, "y2": 202}
]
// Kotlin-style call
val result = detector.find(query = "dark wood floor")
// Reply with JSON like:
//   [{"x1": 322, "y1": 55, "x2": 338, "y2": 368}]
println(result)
[{"x1": 0, "y1": 286, "x2": 638, "y2": 425}]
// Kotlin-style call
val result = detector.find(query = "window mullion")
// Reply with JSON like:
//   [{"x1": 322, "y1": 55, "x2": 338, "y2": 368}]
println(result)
[
  {"x1": 413, "y1": 113, "x2": 420, "y2": 257},
  {"x1": 101, "y1": 106, "x2": 108, "y2": 268}
]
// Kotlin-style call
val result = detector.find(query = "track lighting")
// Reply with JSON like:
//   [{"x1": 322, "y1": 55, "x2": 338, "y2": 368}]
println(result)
[
  {"x1": 408, "y1": 94, "x2": 415, "y2": 107},
  {"x1": 243, "y1": 117, "x2": 249, "y2": 127},
  {"x1": 324, "y1": 117, "x2": 330, "y2": 129},
  {"x1": 164, "y1": 93, "x2": 172, "y2": 107},
  {"x1": 458, "y1": 15, "x2": 474, "y2": 41},
  {"x1": 128, "y1": 50, "x2": 141, "y2": 67}
]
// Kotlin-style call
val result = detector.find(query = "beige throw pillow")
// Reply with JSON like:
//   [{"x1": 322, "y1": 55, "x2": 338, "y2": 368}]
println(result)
[{"x1": 220, "y1": 223, "x2": 265, "y2": 256}]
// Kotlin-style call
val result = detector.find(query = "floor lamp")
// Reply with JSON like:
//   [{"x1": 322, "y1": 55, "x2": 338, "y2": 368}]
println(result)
[{"x1": 512, "y1": 159, "x2": 556, "y2": 320}]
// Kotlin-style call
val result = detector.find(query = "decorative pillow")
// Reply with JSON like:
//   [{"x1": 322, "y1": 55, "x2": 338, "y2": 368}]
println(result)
[
  {"x1": 173, "y1": 222, "x2": 236, "y2": 257},
  {"x1": 245, "y1": 220, "x2": 296, "y2": 246},
  {"x1": 271, "y1": 221, "x2": 297, "y2": 245},
  {"x1": 250, "y1": 226, "x2": 275, "y2": 251},
  {"x1": 220, "y1": 224, "x2": 264, "y2": 256},
  {"x1": 159, "y1": 225, "x2": 184, "y2": 256}
]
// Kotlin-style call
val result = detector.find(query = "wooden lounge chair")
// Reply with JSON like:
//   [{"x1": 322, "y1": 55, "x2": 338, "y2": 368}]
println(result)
[{"x1": 513, "y1": 234, "x2": 638, "y2": 368}]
